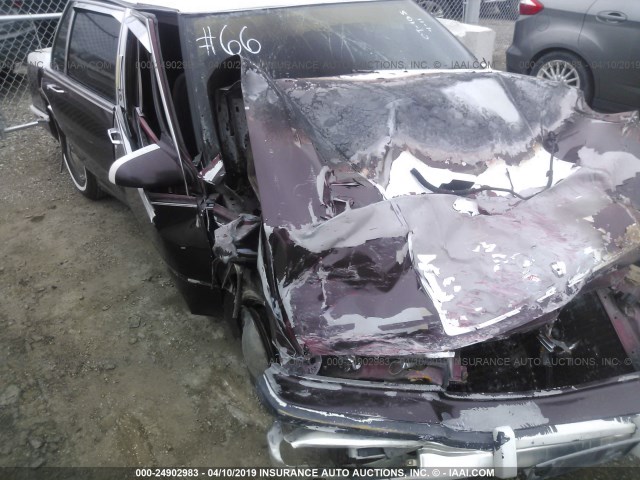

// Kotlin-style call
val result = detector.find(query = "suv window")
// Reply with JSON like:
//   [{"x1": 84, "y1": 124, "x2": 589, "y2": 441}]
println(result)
[
  {"x1": 67, "y1": 10, "x2": 120, "y2": 101},
  {"x1": 51, "y1": 6, "x2": 72, "y2": 71}
]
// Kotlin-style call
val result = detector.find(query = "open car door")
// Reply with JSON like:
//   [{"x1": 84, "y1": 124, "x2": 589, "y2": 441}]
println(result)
[{"x1": 110, "y1": 12, "x2": 221, "y2": 315}]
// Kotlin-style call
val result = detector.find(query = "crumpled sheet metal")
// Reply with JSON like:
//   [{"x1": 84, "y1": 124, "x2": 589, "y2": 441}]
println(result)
[
  {"x1": 213, "y1": 213, "x2": 261, "y2": 263},
  {"x1": 242, "y1": 62, "x2": 640, "y2": 356}
]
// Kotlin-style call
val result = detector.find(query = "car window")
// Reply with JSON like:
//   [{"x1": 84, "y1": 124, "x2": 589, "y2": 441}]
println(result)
[
  {"x1": 51, "y1": 6, "x2": 72, "y2": 71},
  {"x1": 183, "y1": 0, "x2": 473, "y2": 79},
  {"x1": 67, "y1": 9, "x2": 120, "y2": 101},
  {"x1": 181, "y1": 0, "x2": 475, "y2": 161},
  {"x1": 123, "y1": 27, "x2": 167, "y2": 149}
]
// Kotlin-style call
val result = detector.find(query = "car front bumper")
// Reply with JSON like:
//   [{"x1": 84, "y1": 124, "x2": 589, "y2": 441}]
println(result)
[{"x1": 257, "y1": 365, "x2": 640, "y2": 477}]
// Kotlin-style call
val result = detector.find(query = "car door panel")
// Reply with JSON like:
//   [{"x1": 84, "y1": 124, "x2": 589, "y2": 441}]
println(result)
[
  {"x1": 43, "y1": 5, "x2": 124, "y2": 182},
  {"x1": 115, "y1": 103, "x2": 211, "y2": 284},
  {"x1": 43, "y1": 72, "x2": 114, "y2": 177},
  {"x1": 579, "y1": 0, "x2": 640, "y2": 110},
  {"x1": 114, "y1": 12, "x2": 220, "y2": 315}
]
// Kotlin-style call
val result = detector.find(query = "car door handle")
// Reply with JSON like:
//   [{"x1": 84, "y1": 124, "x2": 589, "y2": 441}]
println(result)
[
  {"x1": 107, "y1": 128, "x2": 123, "y2": 145},
  {"x1": 596, "y1": 11, "x2": 627, "y2": 23},
  {"x1": 46, "y1": 84, "x2": 65, "y2": 94}
]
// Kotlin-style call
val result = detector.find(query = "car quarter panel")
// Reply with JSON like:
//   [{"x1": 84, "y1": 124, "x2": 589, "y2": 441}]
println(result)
[{"x1": 507, "y1": 0, "x2": 594, "y2": 75}]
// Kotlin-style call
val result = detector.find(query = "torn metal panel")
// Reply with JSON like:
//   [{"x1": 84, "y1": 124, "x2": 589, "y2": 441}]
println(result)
[
  {"x1": 442, "y1": 402, "x2": 549, "y2": 432},
  {"x1": 598, "y1": 287, "x2": 640, "y2": 370},
  {"x1": 242, "y1": 61, "x2": 640, "y2": 356},
  {"x1": 213, "y1": 213, "x2": 261, "y2": 263}
]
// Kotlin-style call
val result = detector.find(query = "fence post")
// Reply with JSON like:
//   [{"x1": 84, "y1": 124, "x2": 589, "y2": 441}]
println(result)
[
  {"x1": 0, "y1": 9, "x2": 64, "y2": 135},
  {"x1": 463, "y1": 0, "x2": 482, "y2": 24}
]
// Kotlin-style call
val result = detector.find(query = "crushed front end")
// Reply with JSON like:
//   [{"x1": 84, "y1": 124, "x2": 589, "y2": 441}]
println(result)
[
  {"x1": 258, "y1": 287, "x2": 640, "y2": 476},
  {"x1": 212, "y1": 62, "x2": 640, "y2": 476}
]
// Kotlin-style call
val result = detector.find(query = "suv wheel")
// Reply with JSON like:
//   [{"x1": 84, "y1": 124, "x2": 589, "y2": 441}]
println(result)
[
  {"x1": 531, "y1": 51, "x2": 593, "y2": 103},
  {"x1": 60, "y1": 135, "x2": 103, "y2": 200}
]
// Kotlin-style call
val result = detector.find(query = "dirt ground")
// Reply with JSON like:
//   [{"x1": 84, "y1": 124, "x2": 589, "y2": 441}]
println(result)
[{"x1": 0, "y1": 114, "x2": 271, "y2": 468}]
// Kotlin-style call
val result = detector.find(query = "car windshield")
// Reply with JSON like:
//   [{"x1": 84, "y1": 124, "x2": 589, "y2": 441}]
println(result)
[
  {"x1": 180, "y1": 0, "x2": 475, "y2": 79},
  {"x1": 178, "y1": 0, "x2": 477, "y2": 160}
]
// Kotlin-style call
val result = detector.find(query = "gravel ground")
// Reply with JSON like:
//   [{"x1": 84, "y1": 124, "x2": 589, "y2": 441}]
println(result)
[
  {"x1": 0, "y1": 97, "x2": 271, "y2": 469},
  {"x1": 2, "y1": 87, "x2": 640, "y2": 478}
]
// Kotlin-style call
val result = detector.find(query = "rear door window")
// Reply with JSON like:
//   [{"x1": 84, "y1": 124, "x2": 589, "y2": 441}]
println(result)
[
  {"x1": 51, "y1": 5, "x2": 72, "y2": 71},
  {"x1": 123, "y1": 27, "x2": 166, "y2": 149},
  {"x1": 67, "y1": 9, "x2": 120, "y2": 101}
]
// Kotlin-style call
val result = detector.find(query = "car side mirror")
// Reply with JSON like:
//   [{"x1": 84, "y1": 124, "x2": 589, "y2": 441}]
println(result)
[{"x1": 108, "y1": 143, "x2": 184, "y2": 189}]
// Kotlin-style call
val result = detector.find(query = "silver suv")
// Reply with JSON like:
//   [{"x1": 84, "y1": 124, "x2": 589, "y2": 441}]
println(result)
[{"x1": 507, "y1": 0, "x2": 640, "y2": 112}]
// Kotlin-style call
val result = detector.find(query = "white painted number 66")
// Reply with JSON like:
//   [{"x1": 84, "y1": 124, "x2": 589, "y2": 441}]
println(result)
[{"x1": 220, "y1": 25, "x2": 262, "y2": 55}]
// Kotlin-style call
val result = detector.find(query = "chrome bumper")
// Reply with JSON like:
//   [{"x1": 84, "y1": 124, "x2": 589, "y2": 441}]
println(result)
[{"x1": 268, "y1": 416, "x2": 640, "y2": 478}]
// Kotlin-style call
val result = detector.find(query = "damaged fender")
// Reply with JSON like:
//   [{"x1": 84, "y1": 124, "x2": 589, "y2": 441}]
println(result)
[{"x1": 241, "y1": 61, "x2": 640, "y2": 356}]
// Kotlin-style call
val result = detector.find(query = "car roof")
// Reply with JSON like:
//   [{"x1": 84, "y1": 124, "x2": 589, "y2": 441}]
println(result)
[{"x1": 119, "y1": 0, "x2": 379, "y2": 14}]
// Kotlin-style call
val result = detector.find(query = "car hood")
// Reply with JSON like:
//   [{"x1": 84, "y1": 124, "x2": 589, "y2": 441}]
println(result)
[{"x1": 241, "y1": 64, "x2": 640, "y2": 356}]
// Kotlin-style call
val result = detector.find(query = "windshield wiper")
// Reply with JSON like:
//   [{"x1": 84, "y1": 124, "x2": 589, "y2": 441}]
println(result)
[
  {"x1": 410, "y1": 167, "x2": 532, "y2": 200},
  {"x1": 410, "y1": 132, "x2": 559, "y2": 201}
]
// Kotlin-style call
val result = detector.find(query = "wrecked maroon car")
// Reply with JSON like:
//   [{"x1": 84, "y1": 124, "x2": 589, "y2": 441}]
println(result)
[{"x1": 28, "y1": 0, "x2": 640, "y2": 476}]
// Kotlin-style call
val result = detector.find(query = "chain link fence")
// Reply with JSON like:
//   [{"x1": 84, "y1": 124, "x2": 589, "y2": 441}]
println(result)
[
  {"x1": 415, "y1": 0, "x2": 519, "y2": 70},
  {"x1": 477, "y1": 0, "x2": 520, "y2": 71},
  {"x1": 0, "y1": 0, "x2": 66, "y2": 135},
  {"x1": 414, "y1": 0, "x2": 519, "y2": 22}
]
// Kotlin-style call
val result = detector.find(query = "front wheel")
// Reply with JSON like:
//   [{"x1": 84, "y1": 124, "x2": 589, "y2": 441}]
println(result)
[
  {"x1": 240, "y1": 306, "x2": 272, "y2": 381},
  {"x1": 531, "y1": 51, "x2": 594, "y2": 104},
  {"x1": 60, "y1": 134, "x2": 103, "y2": 200}
]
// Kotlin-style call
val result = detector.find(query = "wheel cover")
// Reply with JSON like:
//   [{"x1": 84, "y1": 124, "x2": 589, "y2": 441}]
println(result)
[
  {"x1": 536, "y1": 60, "x2": 581, "y2": 88},
  {"x1": 418, "y1": 1, "x2": 445, "y2": 17},
  {"x1": 63, "y1": 142, "x2": 88, "y2": 191}
]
